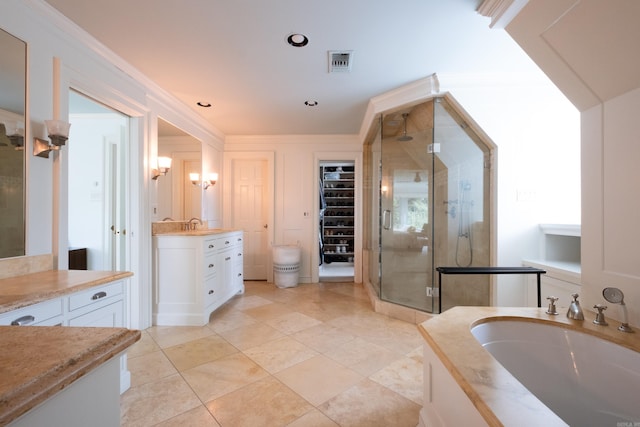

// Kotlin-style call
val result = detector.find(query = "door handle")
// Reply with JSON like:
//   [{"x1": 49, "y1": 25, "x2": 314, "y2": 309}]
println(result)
[
  {"x1": 263, "y1": 224, "x2": 268, "y2": 229},
  {"x1": 383, "y1": 210, "x2": 391, "y2": 230}
]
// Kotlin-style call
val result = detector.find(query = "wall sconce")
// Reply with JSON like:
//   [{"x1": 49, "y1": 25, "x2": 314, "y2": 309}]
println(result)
[
  {"x1": 152, "y1": 156, "x2": 172, "y2": 180},
  {"x1": 3, "y1": 122, "x2": 24, "y2": 150},
  {"x1": 190, "y1": 172, "x2": 218, "y2": 190},
  {"x1": 381, "y1": 185, "x2": 388, "y2": 193},
  {"x1": 33, "y1": 119, "x2": 71, "y2": 158}
]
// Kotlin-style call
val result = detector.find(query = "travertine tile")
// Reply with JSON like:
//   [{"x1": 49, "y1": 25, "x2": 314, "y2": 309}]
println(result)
[
  {"x1": 324, "y1": 337, "x2": 403, "y2": 376},
  {"x1": 120, "y1": 373, "x2": 202, "y2": 426},
  {"x1": 181, "y1": 352, "x2": 269, "y2": 402},
  {"x1": 318, "y1": 378, "x2": 421, "y2": 427},
  {"x1": 242, "y1": 301, "x2": 292, "y2": 320},
  {"x1": 243, "y1": 336, "x2": 318, "y2": 373},
  {"x1": 217, "y1": 321, "x2": 286, "y2": 350},
  {"x1": 206, "y1": 376, "x2": 313, "y2": 427},
  {"x1": 163, "y1": 334, "x2": 238, "y2": 371},
  {"x1": 146, "y1": 325, "x2": 215, "y2": 349},
  {"x1": 292, "y1": 323, "x2": 356, "y2": 354},
  {"x1": 154, "y1": 405, "x2": 221, "y2": 427},
  {"x1": 128, "y1": 350, "x2": 178, "y2": 387},
  {"x1": 126, "y1": 330, "x2": 160, "y2": 358},
  {"x1": 275, "y1": 355, "x2": 363, "y2": 406},
  {"x1": 265, "y1": 311, "x2": 322, "y2": 334},
  {"x1": 207, "y1": 308, "x2": 258, "y2": 333},
  {"x1": 369, "y1": 356, "x2": 423, "y2": 404},
  {"x1": 287, "y1": 409, "x2": 340, "y2": 427}
]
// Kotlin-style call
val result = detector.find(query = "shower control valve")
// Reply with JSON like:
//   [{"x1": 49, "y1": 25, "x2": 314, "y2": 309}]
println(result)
[{"x1": 545, "y1": 296, "x2": 559, "y2": 315}]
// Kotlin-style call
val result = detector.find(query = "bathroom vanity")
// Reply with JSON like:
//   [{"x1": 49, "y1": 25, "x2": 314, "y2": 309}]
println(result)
[
  {"x1": 152, "y1": 229, "x2": 244, "y2": 326},
  {"x1": 0, "y1": 269, "x2": 140, "y2": 426}
]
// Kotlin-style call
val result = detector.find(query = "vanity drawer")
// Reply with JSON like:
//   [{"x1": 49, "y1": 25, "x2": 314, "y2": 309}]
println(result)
[
  {"x1": 68, "y1": 281, "x2": 124, "y2": 312},
  {"x1": 203, "y1": 253, "x2": 217, "y2": 277},
  {"x1": 203, "y1": 276, "x2": 218, "y2": 307},
  {"x1": 203, "y1": 238, "x2": 218, "y2": 254},
  {"x1": 0, "y1": 299, "x2": 64, "y2": 326}
]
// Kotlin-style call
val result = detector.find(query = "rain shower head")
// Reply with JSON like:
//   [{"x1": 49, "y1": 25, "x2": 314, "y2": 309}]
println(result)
[{"x1": 397, "y1": 113, "x2": 413, "y2": 141}]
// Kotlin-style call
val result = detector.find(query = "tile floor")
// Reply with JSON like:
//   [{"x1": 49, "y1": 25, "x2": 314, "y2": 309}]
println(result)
[{"x1": 121, "y1": 281, "x2": 424, "y2": 426}]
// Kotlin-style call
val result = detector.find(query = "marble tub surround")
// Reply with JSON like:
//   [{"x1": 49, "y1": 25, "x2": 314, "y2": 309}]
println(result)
[
  {"x1": 121, "y1": 281, "x2": 423, "y2": 426},
  {"x1": 418, "y1": 306, "x2": 640, "y2": 426},
  {"x1": 0, "y1": 326, "x2": 141, "y2": 425},
  {"x1": 0, "y1": 270, "x2": 133, "y2": 314}
]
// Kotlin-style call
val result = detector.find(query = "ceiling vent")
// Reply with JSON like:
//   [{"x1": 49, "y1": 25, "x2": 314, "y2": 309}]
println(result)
[{"x1": 328, "y1": 51, "x2": 353, "y2": 73}]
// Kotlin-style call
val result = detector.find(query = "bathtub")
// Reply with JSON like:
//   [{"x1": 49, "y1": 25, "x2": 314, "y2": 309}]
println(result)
[{"x1": 471, "y1": 320, "x2": 640, "y2": 426}]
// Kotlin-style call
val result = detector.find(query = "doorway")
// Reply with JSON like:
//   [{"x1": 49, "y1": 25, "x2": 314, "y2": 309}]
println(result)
[
  {"x1": 68, "y1": 90, "x2": 129, "y2": 271},
  {"x1": 319, "y1": 161, "x2": 356, "y2": 281}
]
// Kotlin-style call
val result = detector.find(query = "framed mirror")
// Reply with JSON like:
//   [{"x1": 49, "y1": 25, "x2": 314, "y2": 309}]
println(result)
[
  {"x1": 0, "y1": 28, "x2": 26, "y2": 258},
  {"x1": 157, "y1": 118, "x2": 202, "y2": 221}
]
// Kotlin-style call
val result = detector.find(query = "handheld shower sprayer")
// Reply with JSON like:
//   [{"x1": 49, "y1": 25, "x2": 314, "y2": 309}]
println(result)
[{"x1": 602, "y1": 287, "x2": 634, "y2": 333}]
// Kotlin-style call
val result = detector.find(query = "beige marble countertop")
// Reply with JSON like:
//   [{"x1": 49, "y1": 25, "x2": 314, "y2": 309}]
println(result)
[
  {"x1": 0, "y1": 270, "x2": 133, "y2": 314},
  {"x1": 0, "y1": 325, "x2": 140, "y2": 425},
  {"x1": 153, "y1": 228, "x2": 239, "y2": 237},
  {"x1": 418, "y1": 306, "x2": 640, "y2": 426}
]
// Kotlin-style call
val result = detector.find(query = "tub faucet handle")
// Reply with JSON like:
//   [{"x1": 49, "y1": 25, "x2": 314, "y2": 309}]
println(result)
[
  {"x1": 593, "y1": 304, "x2": 608, "y2": 326},
  {"x1": 546, "y1": 296, "x2": 559, "y2": 315}
]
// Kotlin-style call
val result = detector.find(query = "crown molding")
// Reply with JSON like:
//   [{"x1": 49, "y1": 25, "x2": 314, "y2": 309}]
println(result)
[{"x1": 476, "y1": 0, "x2": 530, "y2": 29}]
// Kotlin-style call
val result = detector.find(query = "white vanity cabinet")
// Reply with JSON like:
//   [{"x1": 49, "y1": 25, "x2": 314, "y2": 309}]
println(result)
[
  {"x1": 153, "y1": 230, "x2": 244, "y2": 326},
  {"x1": 0, "y1": 276, "x2": 131, "y2": 394}
]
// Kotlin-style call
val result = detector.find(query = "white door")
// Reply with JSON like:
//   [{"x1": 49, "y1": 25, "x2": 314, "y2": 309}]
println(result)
[
  {"x1": 68, "y1": 91, "x2": 129, "y2": 272},
  {"x1": 233, "y1": 159, "x2": 268, "y2": 280}
]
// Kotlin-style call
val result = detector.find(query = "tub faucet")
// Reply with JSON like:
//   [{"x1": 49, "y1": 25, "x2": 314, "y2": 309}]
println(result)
[
  {"x1": 188, "y1": 217, "x2": 202, "y2": 230},
  {"x1": 567, "y1": 293, "x2": 584, "y2": 320}
]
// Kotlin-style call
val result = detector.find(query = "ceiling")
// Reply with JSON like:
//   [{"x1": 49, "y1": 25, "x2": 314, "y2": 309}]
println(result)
[{"x1": 44, "y1": 0, "x2": 540, "y2": 136}]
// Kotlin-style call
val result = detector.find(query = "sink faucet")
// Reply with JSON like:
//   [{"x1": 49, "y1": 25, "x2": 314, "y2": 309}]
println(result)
[
  {"x1": 188, "y1": 217, "x2": 202, "y2": 230},
  {"x1": 566, "y1": 293, "x2": 584, "y2": 320},
  {"x1": 162, "y1": 217, "x2": 174, "y2": 221}
]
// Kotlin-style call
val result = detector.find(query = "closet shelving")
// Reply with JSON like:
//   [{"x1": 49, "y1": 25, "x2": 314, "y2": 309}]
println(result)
[{"x1": 320, "y1": 164, "x2": 355, "y2": 263}]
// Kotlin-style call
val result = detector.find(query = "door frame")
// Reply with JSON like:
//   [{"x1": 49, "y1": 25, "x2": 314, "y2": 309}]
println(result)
[
  {"x1": 223, "y1": 151, "x2": 275, "y2": 281},
  {"x1": 313, "y1": 152, "x2": 363, "y2": 284},
  {"x1": 57, "y1": 59, "x2": 147, "y2": 329}
]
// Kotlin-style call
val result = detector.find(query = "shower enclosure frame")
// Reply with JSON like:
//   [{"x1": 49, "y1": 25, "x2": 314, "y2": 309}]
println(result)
[{"x1": 365, "y1": 94, "x2": 497, "y2": 314}]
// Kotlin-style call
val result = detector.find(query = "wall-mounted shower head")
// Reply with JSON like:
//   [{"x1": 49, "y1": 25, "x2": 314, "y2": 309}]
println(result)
[{"x1": 397, "y1": 113, "x2": 413, "y2": 141}]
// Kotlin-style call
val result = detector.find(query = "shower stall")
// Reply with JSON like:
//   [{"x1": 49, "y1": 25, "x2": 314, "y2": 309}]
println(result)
[{"x1": 364, "y1": 97, "x2": 494, "y2": 314}]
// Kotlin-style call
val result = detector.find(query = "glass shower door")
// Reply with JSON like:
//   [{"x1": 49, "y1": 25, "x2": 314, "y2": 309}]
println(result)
[{"x1": 380, "y1": 106, "x2": 434, "y2": 312}]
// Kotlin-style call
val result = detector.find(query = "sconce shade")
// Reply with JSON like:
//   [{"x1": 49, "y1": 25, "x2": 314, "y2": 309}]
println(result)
[
  {"x1": 208, "y1": 173, "x2": 218, "y2": 183},
  {"x1": 189, "y1": 173, "x2": 200, "y2": 183},
  {"x1": 158, "y1": 156, "x2": 172, "y2": 169},
  {"x1": 152, "y1": 156, "x2": 172, "y2": 180},
  {"x1": 45, "y1": 120, "x2": 71, "y2": 146}
]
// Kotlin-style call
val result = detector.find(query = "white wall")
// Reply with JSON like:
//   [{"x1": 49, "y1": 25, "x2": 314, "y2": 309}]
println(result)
[
  {"x1": 1, "y1": 0, "x2": 225, "y2": 329},
  {"x1": 225, "y1": 135, "x2": 362, "y2": 283}
]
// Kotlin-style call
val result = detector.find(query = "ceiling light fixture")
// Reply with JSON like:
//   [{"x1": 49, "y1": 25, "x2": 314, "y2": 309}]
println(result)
[
  {"x1": 287, "y1": 33, "x2": 308, "y2": 47},
  {"x1": 305, "y1": 100, "x2": 318, "y2": 107},
  {"x1": 197, "y1": 102, "x2": 212, "y2": 108}
]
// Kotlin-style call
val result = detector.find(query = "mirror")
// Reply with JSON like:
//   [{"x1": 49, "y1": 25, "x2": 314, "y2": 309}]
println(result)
[
  {"x1": 0, "y1": 28, "x2": 26, "y2": 258},
  {"x1": 157, "y1": 118, "x2": 202, "y2": 221}
]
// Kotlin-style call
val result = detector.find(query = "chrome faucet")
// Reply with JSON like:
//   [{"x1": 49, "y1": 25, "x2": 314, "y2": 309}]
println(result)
[
  {"x1": 188, "y1": 217, "x2": 202, "y2": 230},
  {"x1": 566, "y1": 293, "x2": 584, "y2": 320},
  {"x1": 162, "y1": 217, "x2": 174, "y2": 221}
]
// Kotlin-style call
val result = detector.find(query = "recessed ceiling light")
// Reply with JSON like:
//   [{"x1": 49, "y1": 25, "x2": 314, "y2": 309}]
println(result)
[
  {"x1": 197, "y1": 102, "x2": 212, "y2": 108},
  {"x1": 305, "y1": 100, "x2": 318, "y2": 107},
  {"x1": 287, "y1": 33, "x2": 309, "y2": 47}
]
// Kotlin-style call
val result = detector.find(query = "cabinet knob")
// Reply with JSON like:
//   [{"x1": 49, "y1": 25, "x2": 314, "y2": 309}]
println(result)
[
  {"x1": 208, "y1": 244, "x2": 214, "y2": 248},
  {"x1": 225, "y1": 256, "x2": 231, "y2": 261},
  {"x1": 11, "y1": 315, "x2": 35, "y2": 326},
  {"x1": 208, "y1": 290, "x2": 214, "y2": 295},
  {"x1": 92, "y1": 291, "x2": 107, "y2": 300},
  {"x1": 209, "y1": 263, "x2": 214, "y2": 268}
]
